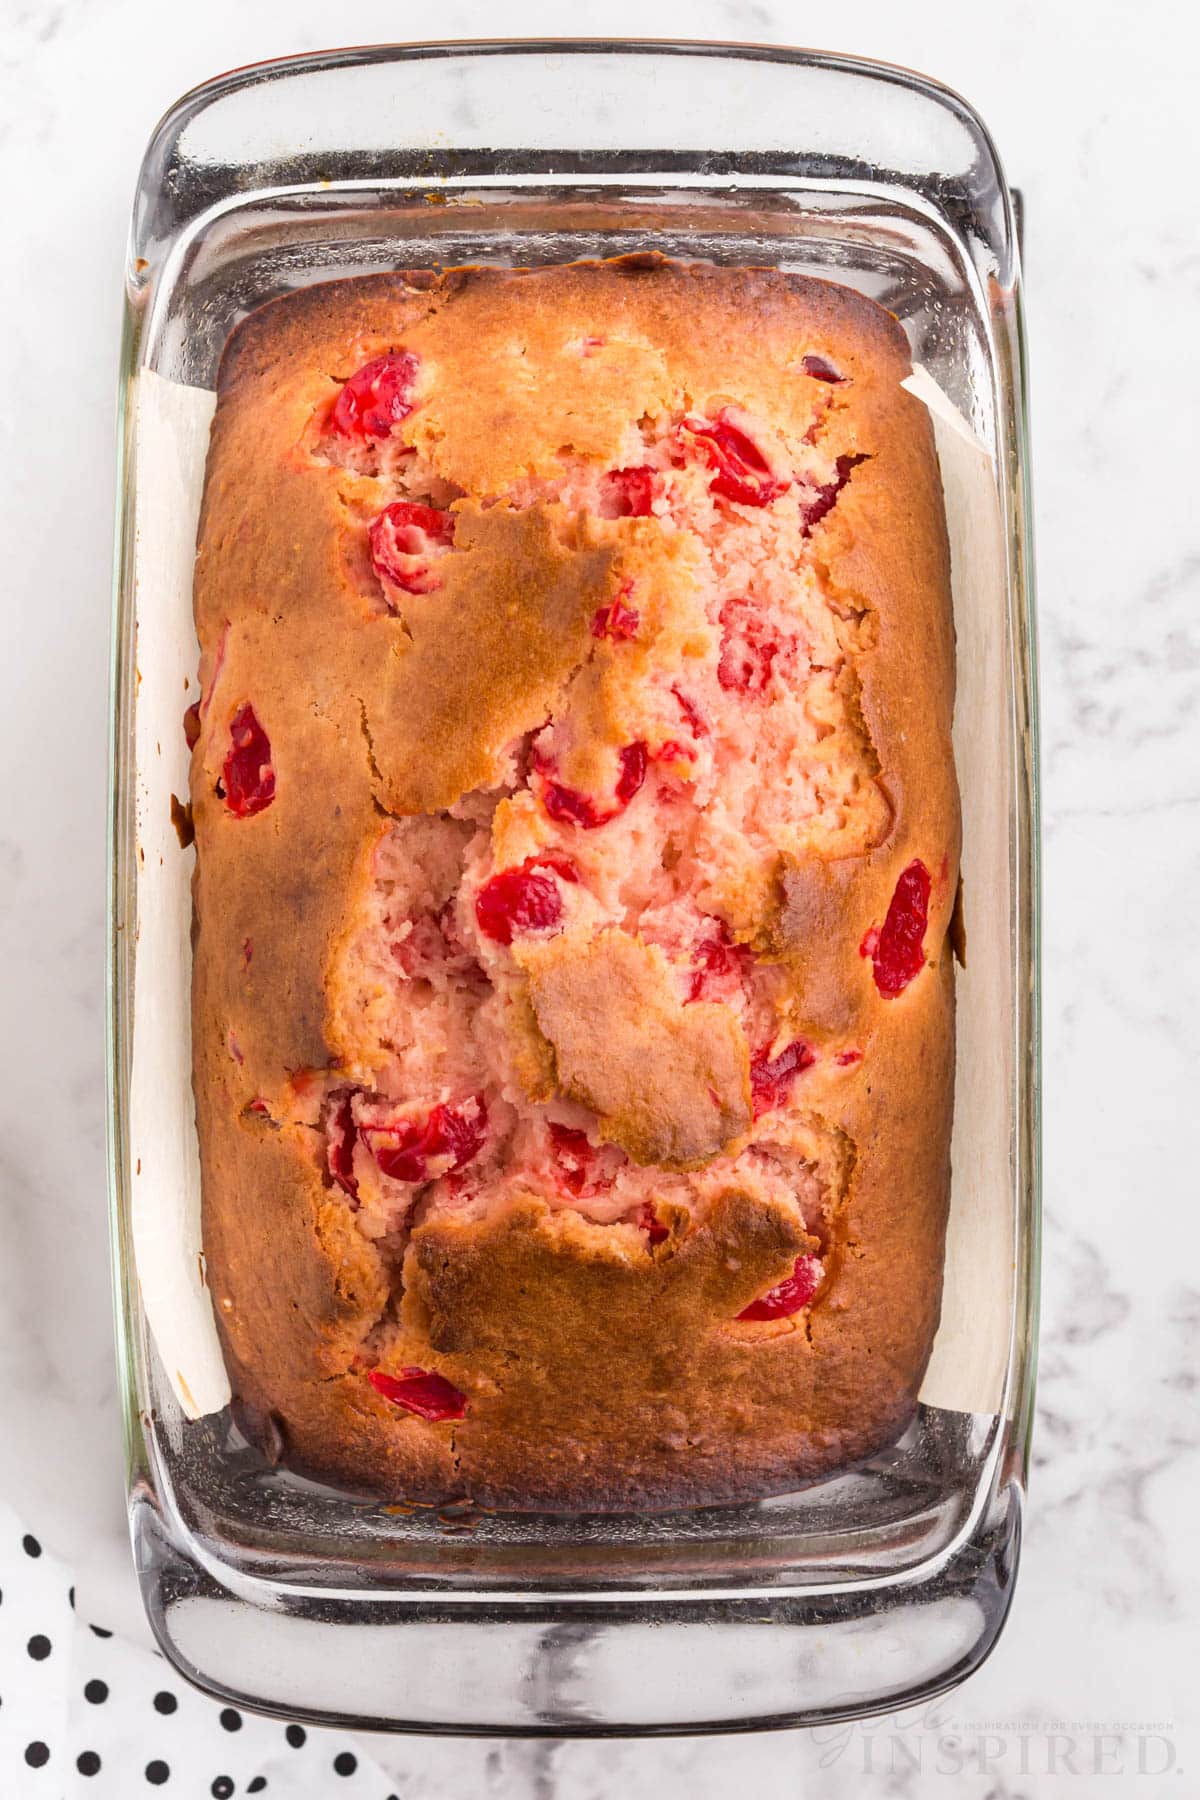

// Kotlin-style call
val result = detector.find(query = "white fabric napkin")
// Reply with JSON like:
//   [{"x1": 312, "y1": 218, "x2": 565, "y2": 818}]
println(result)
[{"x1": 0, "y1": 1502, "x2": 397, "y2": 1799}]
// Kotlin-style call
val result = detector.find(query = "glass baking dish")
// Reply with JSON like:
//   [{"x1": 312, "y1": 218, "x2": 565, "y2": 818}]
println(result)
[{"x1": 107, "y1": 39, "x2": 1039, "y2": 1734}]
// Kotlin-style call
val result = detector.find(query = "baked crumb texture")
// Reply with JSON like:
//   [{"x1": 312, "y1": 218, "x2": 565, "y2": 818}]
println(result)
[{"x1": 190, "y1": 259, "x2": 960, "y2": 1510}]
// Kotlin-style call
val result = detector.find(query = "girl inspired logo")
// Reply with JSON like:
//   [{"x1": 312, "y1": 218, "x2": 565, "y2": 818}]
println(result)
[{"x1": 811, "y1": 1703, "x2": 1178, "y2": 1778}]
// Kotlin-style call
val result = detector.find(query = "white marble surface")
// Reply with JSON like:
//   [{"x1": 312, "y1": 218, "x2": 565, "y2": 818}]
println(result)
[{"x1": 1, "y1": 0, "x2": 1198, "y2": 1791}]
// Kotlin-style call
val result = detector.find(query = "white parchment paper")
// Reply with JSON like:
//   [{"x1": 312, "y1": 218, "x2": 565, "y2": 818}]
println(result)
[
  {"x1": 128, "y1": 373, "x2": 227, "y2": 1418},
  {"x1": 904, "y1": 369, "x2": 1014, "y2": 1415},
  {"x1": 128, "y1": 363, "x2": 1014, "y2": 1422}
]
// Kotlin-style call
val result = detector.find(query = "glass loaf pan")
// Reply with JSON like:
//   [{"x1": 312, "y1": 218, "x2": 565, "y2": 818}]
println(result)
[{"x1": 108, "y1": 39, "x2": 1039, "y2": 1734}]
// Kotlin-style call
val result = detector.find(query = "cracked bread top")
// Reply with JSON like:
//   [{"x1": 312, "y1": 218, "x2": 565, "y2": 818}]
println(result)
[{"x1": 190, "y1": 257, "x2": 960, "y2": 1510}]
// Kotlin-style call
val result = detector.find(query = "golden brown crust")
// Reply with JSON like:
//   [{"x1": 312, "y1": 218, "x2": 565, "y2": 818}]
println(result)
[
  {"x1": 192, "y1": 258, "x2": 959, "y2": 1510},
  {"x1": 519, "y1": 929, "x2": 752, "y2": 1166}
]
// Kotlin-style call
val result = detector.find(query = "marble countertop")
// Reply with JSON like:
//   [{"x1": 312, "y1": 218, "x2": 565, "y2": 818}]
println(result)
[{"x1": 1, "y1": 0, "x2": 1196, "y2": 1792}]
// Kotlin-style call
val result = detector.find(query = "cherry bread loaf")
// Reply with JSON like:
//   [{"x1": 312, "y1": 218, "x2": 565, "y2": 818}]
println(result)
[{"x1": 190, "y1": 257, "x2": 960, "y2": 1510}]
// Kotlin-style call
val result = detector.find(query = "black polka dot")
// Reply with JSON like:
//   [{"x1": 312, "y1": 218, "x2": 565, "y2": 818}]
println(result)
[
  {"x1": 146, "y1": 1761, "x2": 170, "y2": 1785},
  {"x1": 90, "y1": 1624, "x2": 113, "y2": 1639},
  {"x1": 285, "y1": 1724, "x2": 306, "y2": 1747},
  {"x1": 22, "y1": 1534, "x2": 42, "y2": 1558},
  {"x1": 27, "y1": 1634, "x2": 52, "y2": 1660},
  {"x1": 25, "y1": 1741, "x2": 50, "y2": 1768},
  {"x1": 248, "y1": 1782, "x2": 267, "y2": 1794},
  {"x1": 211, "y1": 1781, "x2": 234, "y2": 1799},
  {"x1": 153, "y1": 1689, "x2": 178, "y2": 1714},
  {"x1": 333, "y1": 1752, "x2": 357, "y2": 1777},
  {"x1": 77, "y1": 1752, "x2": 101, "y2": 1777},
  {"x1": 84, "y1": 1679, "x2": 109, "y2": 1704},
  {"x1": 219, "y1": 1706, "x2": 243, "y2": 1731},
  {"x1": 69, "y1": 1586, "x2": 76, "y2": 1609}
]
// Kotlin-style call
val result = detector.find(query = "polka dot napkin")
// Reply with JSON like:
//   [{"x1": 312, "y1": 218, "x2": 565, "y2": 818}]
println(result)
[{"x1": 0, "y1": 1502, "x2": 398, "y2": 1797}]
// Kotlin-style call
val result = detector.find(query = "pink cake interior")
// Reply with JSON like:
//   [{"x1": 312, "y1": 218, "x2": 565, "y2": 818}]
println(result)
[{"x1": 286, "y1": 359, "x2": 888, "y2": 1317}]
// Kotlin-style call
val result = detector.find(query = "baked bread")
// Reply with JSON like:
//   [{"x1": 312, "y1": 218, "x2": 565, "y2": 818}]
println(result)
[{"x1": 189, "y1": 257, "x2": 959, "y2": 1511}]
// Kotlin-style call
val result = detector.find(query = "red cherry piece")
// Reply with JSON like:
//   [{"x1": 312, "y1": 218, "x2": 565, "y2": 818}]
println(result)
[
  {"x1": 183, "y1": 701, "x2": 202, "y2": 750},
  {"x1": 799, "y1": 453, "x2": 869, "y2": 534},
  {"x1": 331, "y1": 352, "x2": 420, "y2": 439},
  {"x1": 686, "y1": 926, "x2": 751, "y2": 1003},
  {"x1": 222, "y1": 704, "x2": 275, "y2": 818},
  {"x1": 591, "y1": 592, "x2": 640, "y2": 640},
  {"x1": 599, "y1": 465, "x2": 656, "y2": 518},
  {"x1": 869, "y1": 860, "x2": 932, "y2": 998},
  {"x1": 800, "y1": 354, "x2": 846, "y2": 384},
  {"x1": 835, "y1": 1048, "x2": 863, "y2": 1067},
  {"x1": 671, "y1": 686, "x2": 708, "y2": 738},
  {"x1": 750, "y1": 1039, "x2": 816, "y2": 1117},
  {"x1": 368, "y1": 1367, "x2": 467, "y2": 1421},
  {"x1": 737, "y1": 1254, "x2": 821, "y2": 1321},
  {"x1": 637, "y1": 1202, "x2": 670, "y2": 1245},
  {"x1": 684, "y1": 412, "x2": 789, "y2": 507},
  {"x1": 365, "y1": 1097, "x2": 488, "y2": 1185},
  {"x1": 718, "y1": 600, "x2": 779, "y2": 696},
  {"x1": 476, "y1": 862, "x2": 567, "y2": 946},
  {"x1": 327, "y1": 1090, "x2": 360, "y2": 1201},
  {"x1": 719, "y1": 637, "x2": 777, "y2": 694},
  {"x1": 369, "y1": 500, "x2": 455, "y2": 597},
  {"x1": 537, "y1": 770, "x2": 598, "y2": 828},
  {"x1": 549, "y1": 1123, "x2": 595, "y2": 1196},
  {"x1": 537, "y1": 742, "x2": 648, "y2": 828},
  {"x1": 615, "y1": 741, "x2": 648, "y2": 803}
]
